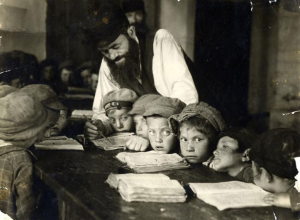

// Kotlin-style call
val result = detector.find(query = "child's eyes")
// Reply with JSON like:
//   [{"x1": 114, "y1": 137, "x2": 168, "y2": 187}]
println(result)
[
  {"x1": 195, "y1": 138, "x2": 203, "y2": 142},
  {"x1": 109, "y1": 118, "x2": 116, "y2": 124},
  {"x1": 162, "y1": 130, "x2": 171, "y2": 136},
  {"x1": 180, "y1": 138, "x2": 187, "y2": 142},
  {"x1": 148, "y1": 130, "x2": 155, "y2": 136},
  {"x1": 121, "y1": 116, "x2": 128, "y2": 121}
]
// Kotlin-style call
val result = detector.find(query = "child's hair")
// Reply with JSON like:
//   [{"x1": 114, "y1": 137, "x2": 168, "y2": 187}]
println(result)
[
  {"x1": 217, "y1": 127, "x2": 257, "y2": 154},
  {"x1": 179, "y1": 115, "x2": 218, "y2": 141},
  {"x1": 250, "y1": 128, "x2": 300, "y2": 179}
]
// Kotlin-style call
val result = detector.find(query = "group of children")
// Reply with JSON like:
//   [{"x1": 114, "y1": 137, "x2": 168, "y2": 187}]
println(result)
[
  {"x1": 102, "y1": 88, "x2": 300, "y2": 212},
  {"x1": 0, "y1": 84, "x2": 299, "y2": 219}
]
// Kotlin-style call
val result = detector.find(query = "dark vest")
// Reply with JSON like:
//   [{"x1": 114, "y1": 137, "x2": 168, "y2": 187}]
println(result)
[{"x1": 121, "y1": 29, "x2": 194, "y2": 97}]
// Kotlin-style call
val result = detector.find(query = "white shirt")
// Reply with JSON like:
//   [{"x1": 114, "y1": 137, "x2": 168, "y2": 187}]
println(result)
[{"x1": 92, "y1": 29, "x2": 198, "y2": 121}]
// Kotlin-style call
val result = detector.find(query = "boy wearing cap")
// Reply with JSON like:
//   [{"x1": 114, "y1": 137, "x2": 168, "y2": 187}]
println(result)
[
  {"x1": 209, "y1": 127, "x2": 257, "y2": 183},
  {"x1": 125, "y1": 94, "x2": 161, "y2": 151},
  {"x1": 169, "y1": 102, "x2": 226, "y2": 164},
  {"x1": 250, "y1": 128, "x2": 300, "y2": 211},
  {"x1": 0, "y1": 91, "x2": 61, "y2": 220},
  {"x1": 103, "y1": 88, "x2": 138, "y2": 132},
  {"x1": 143, "y1": 96, "x2": 186, "y2": 154},
  {"x1": 83, "y1": 4, "x2": 198, "y2": 140}
]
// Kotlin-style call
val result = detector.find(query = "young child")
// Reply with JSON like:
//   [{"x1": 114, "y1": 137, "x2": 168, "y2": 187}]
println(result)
[
  {"x1": 209, "y1": 127, "x2": 257, "y2": 183},
  {"x1": 103, "y1": 88, "x2": 138, "y2": 132},
  {"x1": 143, "y1": 96, "x2": 186, "y2": 154},
  {"x1": 18, "y1": 84, "x2": 68, "y2": 137},
  {"x1": 0, "y1": 91, "x2": 61, "y2": 220},
  {"x1": 125, "y1": 94, "x2": 161, "y2": 151},
  {"x1": 169, "y1": 102, "x2": 226, "y2": 164},
  {"x1": 249, "y1": 128, "x2": 300, "y2": 211}
]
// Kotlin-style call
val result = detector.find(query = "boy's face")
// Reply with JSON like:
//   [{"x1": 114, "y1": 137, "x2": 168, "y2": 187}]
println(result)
[
  {"x1": 179, "y1": 124, "x2": 210, "y2": 164},
  {"x1": 80, "y1": 69, "x2": 92, "y2": 87},
  {"x1": 133, "y1": 114, "x2": 148, "y2": 138},
  {"x1": 146, "y1": 117, "x2": 177, "y2": 154},
  {"x1": 107, "y1": 108, "x2": 134, "y2": 132},
  {"x1": 61, "y1": 68, "x2": 73, "y2": 85},
  {"x1": 210, "y1": 136, "x2": 243, "y2": 172}
]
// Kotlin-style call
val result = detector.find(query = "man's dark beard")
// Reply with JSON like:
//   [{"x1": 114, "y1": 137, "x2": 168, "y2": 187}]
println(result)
[{"x1": 105, "y1": 35, "x2": 146, "y2": 95}]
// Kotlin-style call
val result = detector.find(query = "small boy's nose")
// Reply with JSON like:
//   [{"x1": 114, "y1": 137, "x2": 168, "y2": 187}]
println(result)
[
  {"x1": 116, "y1": 120, "x2": 123, "y2": 128},
  {"x1": 187, "y1": 142, "x2": 195, "y2": 152},
  {"x1": 155, "y1": 134, "x2": 163, "y2": 143}
]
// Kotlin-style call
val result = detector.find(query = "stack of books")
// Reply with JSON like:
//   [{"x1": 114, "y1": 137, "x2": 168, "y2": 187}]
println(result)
[
  {"x1": 115, "y1": 151, "x2": 190, "y2": 173},
  {"x1": 92, "y1": 132, "x2": 135, "y2": 151},
  {"x1": 106, "y1": 173, "x2": 187, "y2": 203}
]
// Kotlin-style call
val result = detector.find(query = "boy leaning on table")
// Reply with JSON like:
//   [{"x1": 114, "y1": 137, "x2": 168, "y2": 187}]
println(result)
[
  {"x1": 249, "y1": 128, "x2": 300, "y2": 212},
  {"x1": 126, "y1": 94, "x2": 161, "y2": 151}
]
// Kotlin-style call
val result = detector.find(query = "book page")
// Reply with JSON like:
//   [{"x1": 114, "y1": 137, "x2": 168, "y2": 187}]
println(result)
[
  {"x1": 35, "y1": 138, "x2": 84, "y2": 150},
  {"x1": 106, "y1": 173, "x2": 170, "y2": 189},
  {"x1": 71, "y1": 110, "x2": 94, "y2": 118},
  {"x1": 189, "y1": 181, "x2": 263, "y2": 196},
  {"x1": 92, "y1": 134, "x2": 135, "y2": 150},
  {"x1": 198, "y1": 191, "x2": 271, "y2": 211},
  {"x1": 116, "y1": 152, "x2": 184, "y2": 167}
]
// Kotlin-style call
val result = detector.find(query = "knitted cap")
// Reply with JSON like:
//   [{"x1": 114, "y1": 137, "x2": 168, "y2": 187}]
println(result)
[
  {"x1": 143, "y1": 96, "x2": 186, "y2": 118},
  {"x1": 18, "y1": 84, "x2": 67, "y2": 110},
  {"x1": 169, "y1": 102, "x2": 226, "y2": 134},
  {"x1": 0, "y1": 85, "x2": 16, "y2": 98},
  {"x1": 82, "y1": 4, "x2": 129, "y2": 48},
  {"x1": 103, "y1": 88, "x2": 138, "y2": 112},
  {"x1": 128, "y1": 94, "x2": 161, "y2": 115},
  {"x1": 122, "y1": 0, "x2": 145, "y2": 13},
  {"x1": 218, "y1": 127, "x2": 257, "y2": 152},
  {"x1": 0, "y1": 93, "x2": 48, "y2": 141},
  {"x1": 250, "y1": 128, "x2": 300, "y2": 179}
]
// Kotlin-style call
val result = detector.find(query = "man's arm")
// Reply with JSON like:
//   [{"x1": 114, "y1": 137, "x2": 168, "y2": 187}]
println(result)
[
  {"x1": 152, "y1": 29, "x2": 199, "y2": 105},
  {"x1": 85, "y1": 59, "x2": 119, "y2": 138}
]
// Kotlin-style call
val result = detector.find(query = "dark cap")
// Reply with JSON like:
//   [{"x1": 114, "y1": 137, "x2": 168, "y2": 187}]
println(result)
[
  {"x1": 128, "y1": 94, "x2": 161, "y2": 115},
  {"x1": 103, "y1": 88, "x2": 138, "y2": 112},
  {"x1": 218, "y1": 127, "x2": 257, "y2": 152},
  {"x1": 122, "y1": 0, "x2": 145, "y2": 13},
  {"x1": 82, "y1": 4, "x2": 129, "y2": 48},
  {"x1": 250, "y1": 128, "x2": 300, "y2": 179},
  {"x1": 143, "y1": 96, "x2": 186, "y2": 119}
]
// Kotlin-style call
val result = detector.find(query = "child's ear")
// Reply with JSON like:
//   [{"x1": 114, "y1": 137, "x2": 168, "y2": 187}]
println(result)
[
  {"x1": 242, "y1": 148, "x2": 251, "y2": 162},
  {"x1": 127, "y1": 26, "x2": 137, "y2": 40}
]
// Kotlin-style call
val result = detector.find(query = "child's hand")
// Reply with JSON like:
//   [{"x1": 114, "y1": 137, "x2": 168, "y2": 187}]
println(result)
[
  {"x1": 263, "y1": 193, "x2": 291, "y2": 208},
  {"x1": 125, "y1": 136, "x2": 150, "y2": 152}
]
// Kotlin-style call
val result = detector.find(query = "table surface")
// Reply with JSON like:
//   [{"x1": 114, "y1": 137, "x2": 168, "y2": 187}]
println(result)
[{"x1": 34, "y1": 147, "x2": 300, "y2": 220}]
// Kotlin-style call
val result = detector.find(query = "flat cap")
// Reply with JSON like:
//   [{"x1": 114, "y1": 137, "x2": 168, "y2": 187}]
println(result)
[{"x1": 128, "y1": 94, "x2": 161, "y2": 115}]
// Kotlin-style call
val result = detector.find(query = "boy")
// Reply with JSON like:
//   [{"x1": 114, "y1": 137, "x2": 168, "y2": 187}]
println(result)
[
  {"x1": 103, "y1": 88, "x2": 138, "y2": 132},
  {"x1": 210, "y1": 127, "x2": 257, "y2": 183},
  {"x1": 126, "y1": 94, "x2": 161, "y2": 151},
  {"x1": 0, "y1": 91, "x2": 61, "y2": 220},
  {"x1": 249, "y1": 128, "x2": 300, "y2": 211},
  {"x1": 143, "y1": 96, "x2": 186, "y2": 154},
  {"x1": 169, "y1": 102, "x2": 226, "y2": 164}
]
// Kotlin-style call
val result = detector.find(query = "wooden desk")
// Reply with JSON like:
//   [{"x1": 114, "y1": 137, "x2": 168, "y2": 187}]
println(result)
[{"x1": 34, "y1": 148, "x2": 300, "y2": 220}]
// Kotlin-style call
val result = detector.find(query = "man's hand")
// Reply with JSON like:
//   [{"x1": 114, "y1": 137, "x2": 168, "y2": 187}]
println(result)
[
  {"x1": 84, "y1": 119, "x2": 106, "y2": 140},
  {"x1": 125, "y1": 136, "x2": 150, "y2": 152}
]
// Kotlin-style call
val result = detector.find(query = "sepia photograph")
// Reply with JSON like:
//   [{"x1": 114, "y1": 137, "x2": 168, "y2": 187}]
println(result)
[{"x1": 0, "y1": 0, "x2": 300, "y2": 219}]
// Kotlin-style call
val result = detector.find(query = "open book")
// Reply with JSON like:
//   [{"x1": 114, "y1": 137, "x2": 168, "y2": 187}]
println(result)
[
  {"x1": 106, "y1": 173, "x2": 186, "y2": 203},
  {"x1": 35, "y1": 136, "x2": 84, "y2": 150},
  {"x1": 92, "y1": 132, "x2": 135, "y2": 151},
  {"x1": 115, "y1": 151, "x2": 190, "y2": 173},
  {"x1": 189, "y1": 181, "x2": 271, "y2": 210},
  {"x1": 106, "y1": 173, "x2": 170, "y2": 189},
  {"x1": 70, "y1": 110, "x2": 94, "y2": 119}
]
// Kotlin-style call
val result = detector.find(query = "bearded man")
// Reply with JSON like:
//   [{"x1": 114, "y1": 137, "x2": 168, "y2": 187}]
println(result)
[{"x1": 83, "y1": 4, "x2": 198, "y2": 140}]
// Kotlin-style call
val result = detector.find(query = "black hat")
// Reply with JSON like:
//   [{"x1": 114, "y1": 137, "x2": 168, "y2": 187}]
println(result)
[
  {"x1": 122, "y1": 0, "x2": 145, "y2": 13},
  {"x1": 82, "y1": 4, "x2": 129, "y2": 48},
  {"x1": 250, "y1": 128, "x2": 300, "y2": 179}
]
